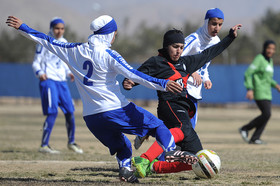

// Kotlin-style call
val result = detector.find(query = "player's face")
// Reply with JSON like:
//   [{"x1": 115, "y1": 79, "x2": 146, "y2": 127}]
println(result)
[
  {"x1": 167, "y1": 43, "x2": 184, "y2": 62},
  {"x1": 52, "y1": 23, "x2": 65, "y2": 39},
  {"x1": 111, "y1": 31, "x2": 117, "y2": 44},
  {"x1": 208, "y1": 18, "x2": 223, "y2": 37},
  {"x1": 265, "y1": 44, "x2": 276, "y2": 58}
]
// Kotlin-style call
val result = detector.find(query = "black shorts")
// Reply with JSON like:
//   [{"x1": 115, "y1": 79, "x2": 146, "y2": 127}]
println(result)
[{"x1": 157, "y1": 99, "x2": 202, "y2": 154}]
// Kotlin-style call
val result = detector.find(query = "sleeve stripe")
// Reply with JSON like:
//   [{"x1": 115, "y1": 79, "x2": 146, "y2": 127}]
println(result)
[
  {"x1": 183, "y1": 35, "x2": 196, "y2": 52},
  {"x1": 19, "y1": 24, "x2": 82, "y2": 48},
  {"x1": 35, "y1": 70, "x2": 41, "y2": 75},
  {"x1": 106, "y1": 49, "x2": 167, "y2": 88}
]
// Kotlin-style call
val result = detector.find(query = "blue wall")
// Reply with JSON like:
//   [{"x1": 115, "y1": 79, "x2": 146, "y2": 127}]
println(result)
[{"x1": 0, "y1": 63, "x2": 279, "y2": 104}]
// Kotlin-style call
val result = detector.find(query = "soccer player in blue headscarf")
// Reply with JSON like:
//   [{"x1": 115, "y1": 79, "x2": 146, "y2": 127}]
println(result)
[{"x1": 32, "y1": 17, "x2": 83, "y2": 154}]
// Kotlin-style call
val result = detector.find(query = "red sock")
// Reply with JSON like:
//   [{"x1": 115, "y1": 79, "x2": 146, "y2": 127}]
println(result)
[
  {"x1": 140, "y1": 128, "x2": 184, "y2": 162},
  {"x1": 153, "y1": 161, "x2": 192, "y2": 173}
]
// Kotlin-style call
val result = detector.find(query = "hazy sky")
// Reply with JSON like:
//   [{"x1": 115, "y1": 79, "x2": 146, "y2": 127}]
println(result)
[
  {"x1": 2, "y1": 0, "x2": 280, "y2": 38},
  {"x1": 50, "y1": 0, "x2": 280, "y2": 35}
]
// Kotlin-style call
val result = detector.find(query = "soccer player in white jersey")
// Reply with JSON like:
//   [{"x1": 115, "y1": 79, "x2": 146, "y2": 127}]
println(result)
[
  {"x1": 32, "y1": 18, "x2": 83, "y2": 154},
  {"x1": 182, "y1": 8, "x2": 224, "y2": 128},
  {"x1": 6, "y1": 15, "x2": 198, "y2": 183}
]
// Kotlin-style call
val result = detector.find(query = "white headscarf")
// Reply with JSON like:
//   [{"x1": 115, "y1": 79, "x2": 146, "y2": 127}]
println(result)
[
  {"x1": 88, "y1": 15, "x2": 117, "y2": 48},
  {"x1": 196, "y1": 19, "x2": 213, "y2": 44}
]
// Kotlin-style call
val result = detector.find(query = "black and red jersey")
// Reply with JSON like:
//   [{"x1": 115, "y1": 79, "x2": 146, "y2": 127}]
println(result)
[
  {"x1": 137, "y1": 33, "x2": 235, "y2": 102},
  {"x1": 123, "y1": 33, "x2": 235, "y2": 115}
]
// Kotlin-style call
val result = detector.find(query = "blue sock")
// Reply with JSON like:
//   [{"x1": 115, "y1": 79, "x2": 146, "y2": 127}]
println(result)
[
  {"x1": 116, "y1": 134, "x2": 132, "y2": 169},
  {"x1": 41, "y1": 113, "x2": 57, "y2": 147},
  {"x1": 65, "y1": 113, "x2": 75, "y2": 144},
  {"x1": 155, "y1": 124, "x2": 176, "y2": 152}
]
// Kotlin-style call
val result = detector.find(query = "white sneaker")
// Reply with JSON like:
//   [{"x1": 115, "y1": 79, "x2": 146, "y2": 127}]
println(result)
[
  {"x1": 39, "y1": 146, "x2": 60, "y2": 154},
  {"x1": 239, "y1": 128, "x2": 249, "y2": 143},
  {"x1": 68, "y1": 143, "x2": 83, "y2": 154}
]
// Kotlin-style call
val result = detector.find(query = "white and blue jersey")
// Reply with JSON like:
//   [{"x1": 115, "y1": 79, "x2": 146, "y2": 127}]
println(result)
[
  {"x1": 17, "y1": 18, "x2": 176, "y2": 170},
  {"x1": 182, "y1": 22, "x2": 220, "y2": 100},
  {"x1": 32, "y1": 37, "x2": 71, "y2": 82},
  {"x1": 19, "y1": 24, "x2": 168, "y2": 116},
  {"x1": 32, "y1": 35, "x2": 74, "y2": 115},
  {"x1": 182, "y1": 19, "x2": 220, "y2": 129}
]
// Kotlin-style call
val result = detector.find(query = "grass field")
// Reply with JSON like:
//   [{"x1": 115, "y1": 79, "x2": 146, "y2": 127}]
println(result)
[{"x1": 0, "y1": 100, "x2": 280, "y2": 185}]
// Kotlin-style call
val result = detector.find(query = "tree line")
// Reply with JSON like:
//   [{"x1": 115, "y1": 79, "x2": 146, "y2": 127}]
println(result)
[{"x1": 1, "y1": 9, "x2": 280, "y2": 65}]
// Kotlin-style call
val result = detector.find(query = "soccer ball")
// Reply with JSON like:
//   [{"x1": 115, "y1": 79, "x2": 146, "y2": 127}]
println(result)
[{"x1": 192, "y1": 149, "x2": 221, "y2": 179}]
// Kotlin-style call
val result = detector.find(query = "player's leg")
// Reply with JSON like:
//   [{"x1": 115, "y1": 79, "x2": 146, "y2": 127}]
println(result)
[
  {"x1": 38, "y1": 80, "x2": 59, "y2": 153},
  {"x1": 152, "y1": 161, "x2": 192, "y2": 174},
  {"x1": 139, "y1": 128, "x2": 184, "y2": 162},
  {"x1": 83, "y1": 113, "x2": 139, "y2": 183},
  {"x1": 124, "y1": 102, "x2": 179, "y2": 154},
  {"x1": 139, "y1": 100, "x2": 197, "y2": 162},
  {"x1": 40, "y1": 113, "x2": 58, "y2": 150},
  {"x1": 64, "y1": 113, "x2": 75, "y2": 145},
  {"x1": 189, "y1": 96, "x2": 198, "y2": 129},
  {"x1": 177, "y1": 120, "x2": 203, "y2": 154},
  {"x1": 249, "y1": 100, "x2": 271, "y2": 144},
  {"x1": 131, "y1": 102, "x2": 198, "y2": 177},
  {"x1": 58, "y1": 81, "x2": 83, "y2": 153},
  {"x1": 240, "y1": 100, "x2": 271, "y2": 144}
]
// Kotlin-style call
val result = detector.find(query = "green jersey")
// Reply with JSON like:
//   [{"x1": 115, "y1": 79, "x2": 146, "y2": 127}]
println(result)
[{"x1": 244, "y1": 54, "x2": 277, "y2": 100}]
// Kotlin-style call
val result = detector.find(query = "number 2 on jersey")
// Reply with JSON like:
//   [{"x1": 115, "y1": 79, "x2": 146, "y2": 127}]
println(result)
[{"x1": 83, "y1": 61, "x2": 93, "y2": 86}]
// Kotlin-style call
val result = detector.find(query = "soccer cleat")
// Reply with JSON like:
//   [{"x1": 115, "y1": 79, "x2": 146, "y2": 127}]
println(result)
[
  {"x1": 38, "y1": 145, "x2": 60, "y2": 154},
  {"x1": 119, "y1": 167, "x2": 139, "y2": 183},
  {"x1": 239, "y1": 128, "x2": 249, "y2": 143},
  {"x1": 68, "y1": 143, "x2": 83, "y2": 154},
  {"x1": 134, "y1": 135, "x2": 149, "y2": 150},
  {"x1": 249, "y1": 139, "x2": 266, "y2": 145},
  {"x1": 132, "y1": 156, "x2": 151, "y2": 178},
  {"x1": 165, "y1": 150, "x2": 198, "y2": 165}
]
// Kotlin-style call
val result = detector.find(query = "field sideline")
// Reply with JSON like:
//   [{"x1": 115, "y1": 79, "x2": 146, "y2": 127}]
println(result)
[{"x1": 0, "y1": 101, "x2": 280, "y2": 185}]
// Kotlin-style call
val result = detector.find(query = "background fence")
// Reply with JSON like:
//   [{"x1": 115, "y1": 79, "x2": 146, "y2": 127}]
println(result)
[{"x1": 0, "y1": 63, "x2": 280, "y2": 104}]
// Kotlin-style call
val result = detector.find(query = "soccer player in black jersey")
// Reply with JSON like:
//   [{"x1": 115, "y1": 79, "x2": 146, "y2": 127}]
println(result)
[{"x1": 123, "y1": 24, "x2": 241, "y2": 177}]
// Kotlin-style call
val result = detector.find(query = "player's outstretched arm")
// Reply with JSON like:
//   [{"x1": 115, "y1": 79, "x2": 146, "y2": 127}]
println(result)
[
  {"x1": 182, "y1": 24, "x2": 242, "y2": 74},
  {"x1": 6, "y1": 16, "x2": 82, "y2": 66},
  {"x1": 6, "y1": 16, "x2": 23, "y2": 29},
  {"x1": 122, "y1": 78, "x2": 182, "y2": 94}
]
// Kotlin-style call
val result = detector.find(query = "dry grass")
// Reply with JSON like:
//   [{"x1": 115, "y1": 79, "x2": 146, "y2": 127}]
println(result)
[{"x1": 0, "y1": 100, "x2": 280, "y2": 185}]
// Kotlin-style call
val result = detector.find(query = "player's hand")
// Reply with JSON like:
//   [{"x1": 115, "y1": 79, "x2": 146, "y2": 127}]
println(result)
[
  {"x1": 230, "y1": 24, "x2": 242, "y2": 38},
  {"x1": 166, "y1": 80, "x2": 182, "y2": 93},
  {"x1": 246, "y1": 90, "x2": 254, "y2": 100},
  {"x1": 39, "y1": 74, "x2": 47, "y2": 81},
  {"x1": 275, "y1": 84, "x2": 280, "y2": 92},
  {"x1": 6, "y1": 16, "x2": 23, "y2": 29},
  {"x1": 204, "y1": 80, "x2": 212, "y2": 89},
  {"x1": 123, "y1": 78, "x2": 135, "y2": 90},
  {"x1": 191, "y1": 72, "x2": 202, "y2": 86},
  {"x1": 69, "y1": 73, "x2": 75, "y2": 82}
]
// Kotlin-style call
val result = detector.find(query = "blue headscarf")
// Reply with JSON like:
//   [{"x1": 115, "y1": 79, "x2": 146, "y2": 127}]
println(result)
[
  {"x1": 88, "y1": 15, "x2": 118, "y2": 48},
  {"x1": 205, "y1": 8, "x2": 224, "y2": 20},
  {"x1": 93, "y1": 19, "x2": 117, "y2": 35},
  {"x1": 50, "y1": 18, "x2": 65, "y2": 29}
]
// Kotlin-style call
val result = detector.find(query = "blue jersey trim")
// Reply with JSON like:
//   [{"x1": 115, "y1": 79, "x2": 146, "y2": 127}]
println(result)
[
  {"x1": 36, "y1": 44, "x2": 43, "y2": 54},
  {"x1": 35, "y1": 70, "x2": 41, "y2": 75},
  {"x1": 183, "y1": 35, "x2": 196, "y2": 52},
  {"x1": 19, "y1": 24, "x2": 82, "y2": 48},
  {"x1": 105, "y1": 49, "x2": 168, "y2": 89}
]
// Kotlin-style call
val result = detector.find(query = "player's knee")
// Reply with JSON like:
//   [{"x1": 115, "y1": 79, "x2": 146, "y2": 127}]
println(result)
[
  {"x1": 262, "y1": 111, "x2": 271, "y2": 121},
  {"x1": 170, "y1": 128, "x2": 184, "y2": 142}
]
